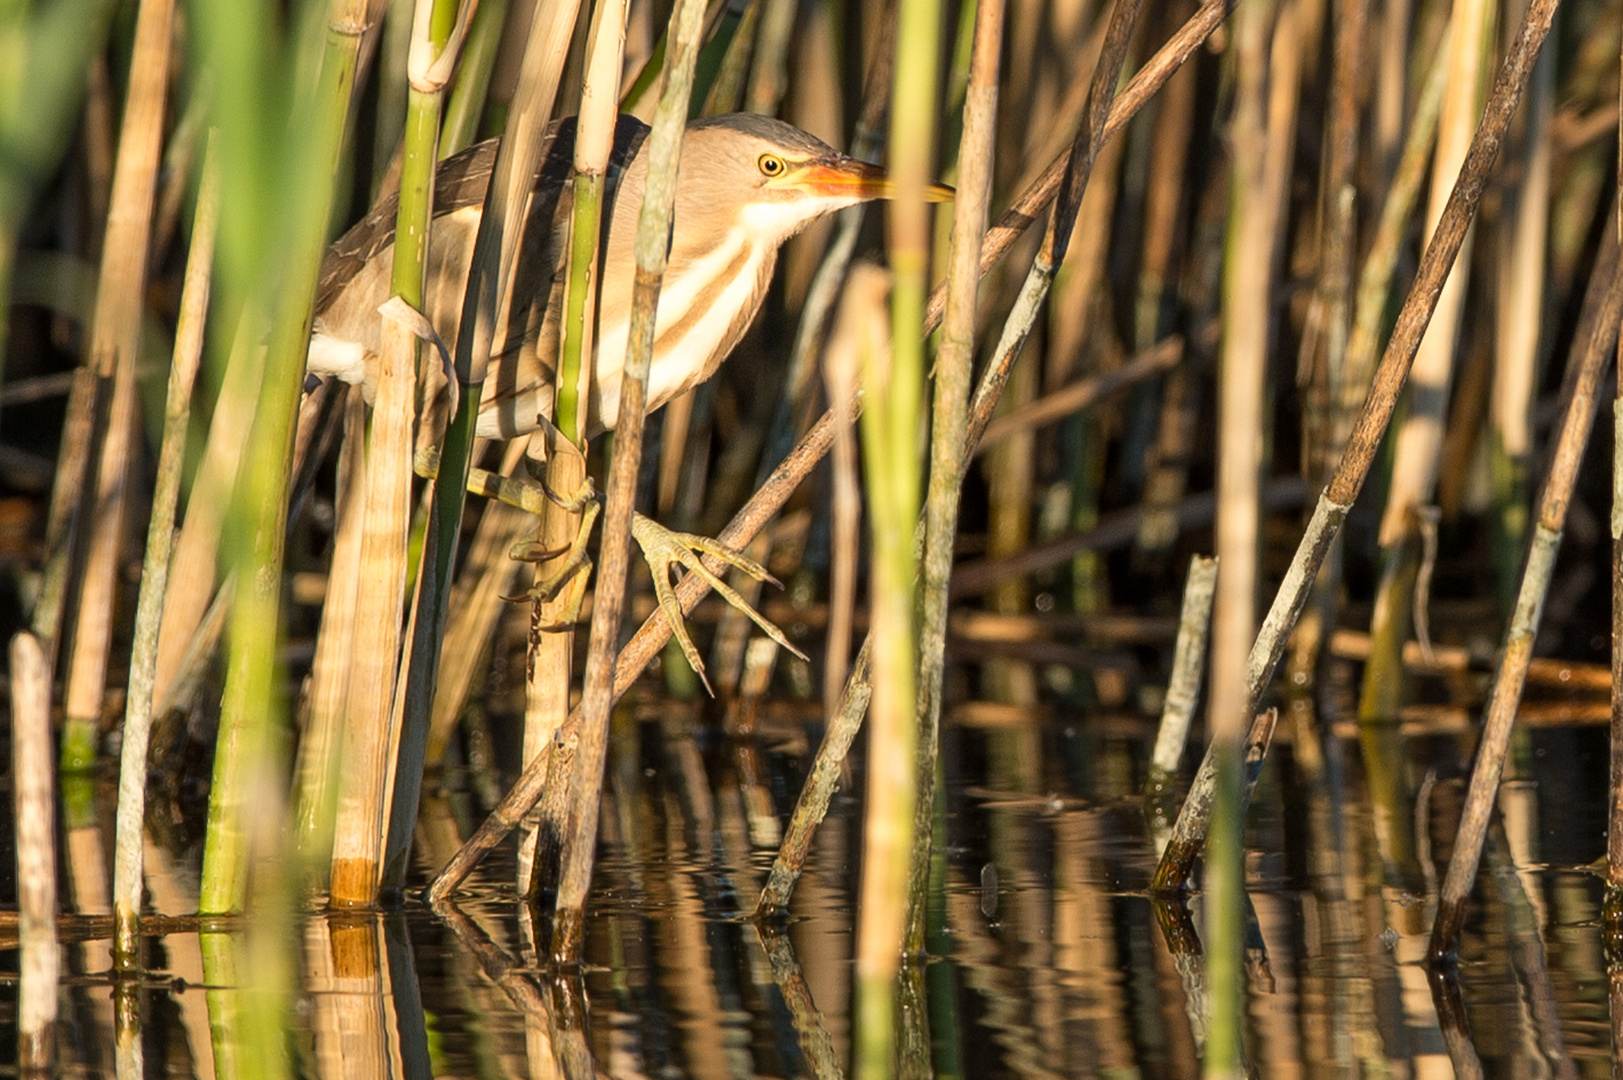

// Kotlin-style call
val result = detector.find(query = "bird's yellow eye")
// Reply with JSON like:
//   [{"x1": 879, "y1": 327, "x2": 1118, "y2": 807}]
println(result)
[{"x1": 757, "y1": 153, "x2": 787, "y2": 178}]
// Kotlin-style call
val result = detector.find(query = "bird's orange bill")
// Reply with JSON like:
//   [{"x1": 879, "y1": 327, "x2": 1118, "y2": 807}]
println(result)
[{"x1": 784, "y1": 158, "x2": 955, "y2": 202}]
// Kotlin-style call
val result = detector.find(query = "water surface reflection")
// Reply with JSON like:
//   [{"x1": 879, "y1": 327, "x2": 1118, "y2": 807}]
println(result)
[{"x1": 6, "y1": 707, "x2": 1615, "y2": 1077}]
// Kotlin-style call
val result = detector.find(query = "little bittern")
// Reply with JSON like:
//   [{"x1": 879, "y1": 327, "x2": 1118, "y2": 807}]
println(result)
[{"x1": 307, "y1": 113, "x2": 950, "y2": 680}]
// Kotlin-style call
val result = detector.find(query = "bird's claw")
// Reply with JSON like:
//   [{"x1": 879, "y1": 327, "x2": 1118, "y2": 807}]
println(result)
[{"x1": 630, "y1": 514, "x2": 807, "y2": 696}]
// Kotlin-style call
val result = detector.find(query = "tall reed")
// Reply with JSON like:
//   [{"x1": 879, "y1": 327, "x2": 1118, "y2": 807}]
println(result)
[{"x1": 552, "y1": 0, "x2": 709, "y2": 963}]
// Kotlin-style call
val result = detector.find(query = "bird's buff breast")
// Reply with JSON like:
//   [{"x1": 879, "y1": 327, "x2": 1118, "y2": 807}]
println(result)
[{"x1": 579, "y1": 226, "x2": 774, "y2": 435}]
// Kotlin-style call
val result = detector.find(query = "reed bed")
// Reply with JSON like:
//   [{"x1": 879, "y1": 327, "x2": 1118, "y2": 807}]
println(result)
[{"x1": 9, "y1": 0, "x2": 1623, "y2": 1072}]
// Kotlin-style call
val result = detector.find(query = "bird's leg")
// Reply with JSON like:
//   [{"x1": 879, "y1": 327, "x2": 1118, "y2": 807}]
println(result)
[
  {"x1": 413, "y1": 443, "x2": 599, "y2": 624},
  {"x1": 417, "y1": 443, "x2": 807, "y2": 684},
  {"x1": 630, "y1": 514, "x2": 809, "y2": 694},
  {"x1": 465, "y1": 467, "x2": 600, "y2": 626}
]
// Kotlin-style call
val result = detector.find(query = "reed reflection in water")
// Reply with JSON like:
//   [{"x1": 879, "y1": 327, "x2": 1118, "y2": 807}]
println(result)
[{"x1": 3, "y1": 686, "x2": 1615, "y2": 1077}]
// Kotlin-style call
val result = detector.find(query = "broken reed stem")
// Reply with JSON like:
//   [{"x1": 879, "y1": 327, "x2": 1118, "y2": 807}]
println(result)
[
  {"x1": 1150, "y1": 0, "x2": 1560, "y2": 894},
  {"x1": 1145, "y1": 554, "x2": 1218, "y2": 855},
  {"x1": 550, "y1": 0, "x2": 709, "y2": 965},
  {"x1": 12, "y1": 632, "x2": 58, "y2": 1071},
  {"x1": 1428, "y1": 236, "x2": 1623, "y2": 960},
  {"x1": 905, "y1": 0, "x2": 1002, "y2": 955},
  {"x1": 114, "y1": 138, "x2": 218, "y2": 969},
  {"x1": 61, "y1": 0, "x2": 177, "y2": 770},
  {"x1": 426, "y1": 0, "x2": 1231, "y2": 899},
  {"x1": 199, "y1": 0, "x2": 372, "y2": 916}
]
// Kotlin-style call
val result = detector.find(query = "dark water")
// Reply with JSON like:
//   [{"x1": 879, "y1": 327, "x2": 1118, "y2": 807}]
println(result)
[{"x1": 4, "y1": 699, "x2": 1618, "y2": 1078}]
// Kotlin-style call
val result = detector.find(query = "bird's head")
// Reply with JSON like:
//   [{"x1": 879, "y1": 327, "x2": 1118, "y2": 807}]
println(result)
[{"x1": 682, "y1": 114, "x2": 954, "y2": 245}]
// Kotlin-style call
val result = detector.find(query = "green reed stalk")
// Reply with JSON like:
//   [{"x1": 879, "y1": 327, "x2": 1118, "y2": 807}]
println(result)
[
  {"x1": 439, "y1": 0, "x2": 510, "y2": 157},
  {"x1": 1205, "y1": 0, "x2": 1277, "y2": 1071},
  {"x1": 114, "y1": 139, "x2": 217, "y2": 967},
  {"x1": 200, "y1": 0, "x2": 369, "y2": 916},
  {"x1": 855, "y1": 0, "x2": 939, "y2": 1069},
  {"x1": 906, "y1": 0, "x2": 1003, "y2": 953}
]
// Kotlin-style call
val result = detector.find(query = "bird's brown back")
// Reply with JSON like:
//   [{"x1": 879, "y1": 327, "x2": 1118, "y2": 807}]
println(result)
[{"x1": 312, "y1": 115, "x2": 651, "y2": 439}]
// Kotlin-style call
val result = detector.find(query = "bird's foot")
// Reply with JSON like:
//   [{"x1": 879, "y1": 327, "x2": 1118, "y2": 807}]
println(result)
[{"x1": 630, "y1": 514, "x2": 807, "y2": 695}]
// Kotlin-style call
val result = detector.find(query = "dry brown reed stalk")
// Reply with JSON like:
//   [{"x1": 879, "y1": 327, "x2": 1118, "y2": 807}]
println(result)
[
  {"x1": 458, "y1": 0, "x2": 581, "y2": 898},
  {"x1": 292, "y1": 393, "x2": 364, "y2": 872},
  {"x1": 58, "y1": 0, "x2": 176, "y2": 771},
  {"x1": 976, "y1": 336, "x2": 1187, "y2": 450},
  {"x1": 1151, "y1": 0, "x2": 1561, "y2": 894},
  {"x1": 1613, "y1": 108, "x2": 1623, "y2": 892},
  {"x1": 113, "y1": 137, "x2": 217, "y2": 970},
  {"x1": 1359, "y1": 0, "x2": 1496, "y2": 727},
  {"x1": 324, "y1": 288, "x2": 416, "y2": 903},
  {"x1": 904, "y1": 0, "x2": 1004, "y2": 951},
  {"x1": 743, "y1": 0, "x2": 798, "y2": 114},
  {"x1": 1302, "y1": 0, "x2": 1368, "y2": 481},
  {"x1": 1489, "y1": 5, "x2": 1555, "y2": 603},
  {"x1": 822, "y1": 272, "x2": 865, "y2": 721},
  {"x1": 328, "y1": 0, "x2": 474, "y2": 907},
  {"x1": 424, "y1": 440, "x2": 530, "y2": 764},
  {"x1": 427, "y1": 0, "x2": 1232, "y2": 898},
  {"x1": 149, "y1": 321, "x2": 259, "y2": 709},
  {"x1": 11, "y1": 632, "x2": 58, "y2": 1071},
  {"x1": 1428, "y1": 245, "x2": 1623, "y2": 960},
  {"x1": 550, "y1": 0, "x2": 709, "y2": 964}
]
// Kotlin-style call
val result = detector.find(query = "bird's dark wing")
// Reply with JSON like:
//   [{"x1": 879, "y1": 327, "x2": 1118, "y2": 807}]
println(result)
[{"x1": 315, "y1": 137, "x2": 505, "y2": 315}]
